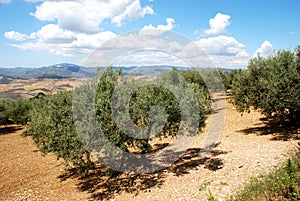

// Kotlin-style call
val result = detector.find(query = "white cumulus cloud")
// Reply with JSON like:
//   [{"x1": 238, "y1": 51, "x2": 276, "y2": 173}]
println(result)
[
  {"x1": 4, "y1": 31, "x2": 27, "y2": 41},
  {"x1": 83, "y1": 30, "x2": 214, "y2": 68},
  {"x1": 142, "y1": 18, "x2": 175, "y2": 31},
  {"x1": 197, "y1": 13, "x2": 252, "y2": 68},
  {"x1": 5, "y1": 0, "x2": 155, "y2": 58},
  {"x1": 203, "y1": 13, "x2": 231, "y2": 35},
  {"x1": 197, "y1": 35, "x2": 250, "y2": 68},
  {"x1": 31, "y1": 0, "x2": 155, "y2": 33},
  {"x1": 69, "y1": 31, "x2": 117, "y2": 51},
  {"x1": 254, "y1": 41, "x2": 273, "y2": 57},
  {"x1": 9, "y1": 24, "x2": 116, "y2": 57},
  {"x1": 30, "y1": 24, "x2": 76, "y2": 43},
  {"x1": 197, "y1": 35, "x2": 246, "y2": 56},
  {"x1": 112, "y1": 3, "x2": 155, "y2": 26}
]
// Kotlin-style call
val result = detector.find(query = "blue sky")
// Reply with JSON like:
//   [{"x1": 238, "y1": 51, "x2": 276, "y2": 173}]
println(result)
[{"x1": 0, "y1": 0, "x2": 299, "y2": 68}]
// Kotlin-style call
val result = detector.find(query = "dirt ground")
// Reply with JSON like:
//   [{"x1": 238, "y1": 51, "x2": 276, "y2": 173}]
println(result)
[
  {"x1": 0, "y1": 94, "x2": 299, "y2": 201},
  {"x1": 0, "y1": 78, "x2": 79, "y2": 99}
]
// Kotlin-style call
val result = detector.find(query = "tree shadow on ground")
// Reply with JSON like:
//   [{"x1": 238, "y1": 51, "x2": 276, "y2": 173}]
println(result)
[
  {"x1": 58, "y1": 146, "x2": 228, "y2": 200},
  {"x1": 211, "y1": 107, "x2": 226, "y2": 114},
  {"x1": 168, "y1": 148, "x2": 226, "y2": 176},
  {"x1": 238, "y1": 117, "x2": 300, "y2": 141},
  {"x1": 0, "y1": 124, "x2": 23, "y2": 136},
  {"x1": 211, "y1": 96, "x2": 226, "y2": 103}
]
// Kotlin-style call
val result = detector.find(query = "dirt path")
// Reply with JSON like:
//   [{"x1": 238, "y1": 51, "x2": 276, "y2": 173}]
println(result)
[
  {"x1": 0, "y1": 95, "x2": 299, "y2": 201},
  {"x1": 114, "y1": 94, "x2": 299, "y2": 201}
]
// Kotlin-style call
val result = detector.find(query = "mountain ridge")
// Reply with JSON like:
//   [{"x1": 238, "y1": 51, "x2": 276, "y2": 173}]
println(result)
[{"x1": 0, "y1": 63, "x2": 239, "y2": 80}]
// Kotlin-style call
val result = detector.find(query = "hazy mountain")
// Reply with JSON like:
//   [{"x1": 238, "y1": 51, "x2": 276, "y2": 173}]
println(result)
[
  {"x1": 0, "y1": 74, "x2": 13, "y2": 84},
  {"x1": 0, "y1": 64, "x2": 177, "y2": 79},
  {"x1": 0, "y1": 63, "x2": 97, "y2": 79},
  {"x1": 0, "y1": 63, "x2": 238, "y2": 80}
]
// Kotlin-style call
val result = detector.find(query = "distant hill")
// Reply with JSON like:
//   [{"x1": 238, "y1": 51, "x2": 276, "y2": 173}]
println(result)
[
  {"x1": 0, "y1": 63, "x2": 239, "y2": 80},
  {"x1": 0, "y1": 74, "x2": 13, "y2": 84},
  {"x1": 0, "y1": 64, "x2": 176, "y2": 79},
  {"x1": 0, "y1": 63, "x2": 97, "y2": 79}
]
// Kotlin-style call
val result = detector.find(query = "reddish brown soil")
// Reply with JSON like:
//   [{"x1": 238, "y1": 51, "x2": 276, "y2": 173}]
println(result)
[{"x1": 0, "y1": 126, "x2": 89, "y2": 201}]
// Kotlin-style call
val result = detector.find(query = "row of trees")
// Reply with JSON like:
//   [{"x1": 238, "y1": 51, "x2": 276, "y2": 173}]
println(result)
[
  {"x1": 21, "y1": 67, "x2": 212, "y2": 173},
  {"x1": 230, "y1": 46, "x2": 300, "y2": 123},
  {"x1": 220, "y1": 69, "x2": 242, "y2": 90},
  {"x1": 0, "y1": 98, "x2": 32, "y2": 126}
]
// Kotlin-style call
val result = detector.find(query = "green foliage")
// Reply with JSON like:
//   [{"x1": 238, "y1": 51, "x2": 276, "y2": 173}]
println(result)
[
  {"x1": 0, "y1": 101, "x2": 9, "y2": 126},
  {"x1": 181, "y1": 68, "x2": 206, "y2": 89},
  {"x1": 31, "y1": 92, "x2": 46, "y2": 100},
  {"x1": 179, "y1": 68, "x2": 211, "y2": 111},
  {"x1": 125, "y1": 68, "x2": 210, "y2": 152},
  {"x1": 24, "y1": 67, "x2": 210, "y2": 174},
  {"x1": 206, "y1": 188, "x2": 218, "y2": 201},
  {"x1": 232, "y1": 145, "x2": 300, "y2": 201},
  {"x1": 171, "y1": 68, "x2": 211, "y2": 130},
  {"x1": 128, "y1": 84, "x2": 179, "y2": 152},
  {"x1": 25, "y1": 91, "x2": 93, "y2": 172},
  {"x1": 92, "y1": 67, "x2": 209, "y2": 153},
  {"x1": 95, "y1": 67, "x2": 127, "y2": 149},
  {"x1": 181, "y1": 68, "x2": 225, "y2": 92},
  {"x1": 0, "y1": 98, "x2": 32, "y2": 125},
  {"x1": 231, "y1": 46, "x2": 300, "y2": 123},
  {"x1": 219, "y1": 69, "x2": 242, "y2": 90},
  {"x1": 0, "y1": 92, "x2": 46, "y2": 126},
  {"x1": 130, "y1": 84, "x2": 180, "y2": 132},
  {"x1": 199, "y1": 181, "x2": 211, "y2": 191}
]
